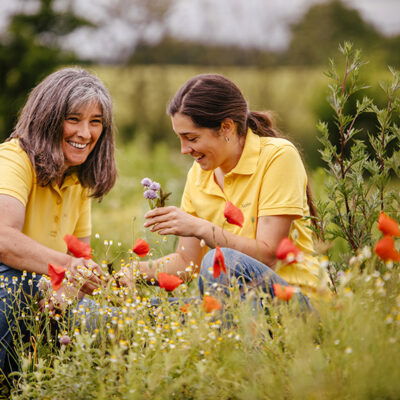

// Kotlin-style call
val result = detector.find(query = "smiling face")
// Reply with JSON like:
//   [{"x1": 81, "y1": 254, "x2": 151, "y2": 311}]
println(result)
[
  {"x1": 62, "y1": 102, "x2": 103, "y2": 170},
  {"x1": 172, "y1": 112, "x2": 237, "y2": 172}
]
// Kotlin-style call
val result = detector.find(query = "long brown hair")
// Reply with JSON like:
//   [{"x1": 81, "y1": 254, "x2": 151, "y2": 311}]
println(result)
[
  {"x1": 167, "y1": 73, "x2": 317, "y2": 220},
  {"x1": 10, "y1": 67, "x2": 116, "y2": 198}
]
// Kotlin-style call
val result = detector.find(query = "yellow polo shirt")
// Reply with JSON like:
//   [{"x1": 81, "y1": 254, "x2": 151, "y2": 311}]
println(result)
[
  {"x1": 0, "y1": 139, "x2": 91, "y2": 254},
  {"x1": 181, "y1": 129, "x2": 325, "y2": 296}
]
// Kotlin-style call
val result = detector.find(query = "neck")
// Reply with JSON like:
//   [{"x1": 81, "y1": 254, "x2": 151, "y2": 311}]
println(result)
[{"x1": 219, "y1": 135, "x2": 246, "y2": 175}]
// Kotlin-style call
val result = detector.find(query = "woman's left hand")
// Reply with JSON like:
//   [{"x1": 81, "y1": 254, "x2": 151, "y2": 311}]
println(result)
[{"x1": 144, "y1": 206, "x2": 204, "y2": 237}]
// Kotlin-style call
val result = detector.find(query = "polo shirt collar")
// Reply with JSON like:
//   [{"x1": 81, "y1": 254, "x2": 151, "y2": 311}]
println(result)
[{"x1": 229, "y1": 129, "x2": 260, "y2": 175}]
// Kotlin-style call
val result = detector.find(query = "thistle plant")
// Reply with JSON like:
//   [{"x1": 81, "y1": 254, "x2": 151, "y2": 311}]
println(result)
[
  {"x1": 141, "y1": 177, "x2": 171, "y2": 209},
  {"x1": 315, "y1": 42, "x2": 400, "y2": 268}
]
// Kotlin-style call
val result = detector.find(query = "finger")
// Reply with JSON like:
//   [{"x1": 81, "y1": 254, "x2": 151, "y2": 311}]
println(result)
[
  {"x1": 79, "y1": 281, "x2": 97, "y2": 295},
  {"x1": 144, "y1": 206, "x2": 175, "y2": 219}
]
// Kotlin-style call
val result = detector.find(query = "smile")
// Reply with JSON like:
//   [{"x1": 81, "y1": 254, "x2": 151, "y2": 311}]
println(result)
[{"x1": 68, "y1": 141, "x2": 88, "y2": 149}]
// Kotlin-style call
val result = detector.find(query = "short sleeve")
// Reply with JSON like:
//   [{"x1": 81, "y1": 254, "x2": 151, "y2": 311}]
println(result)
[
  {"x1": 0, "y1": 143, "x2": 33, "y2": 206},
  {"x1": 73, "y1": 191, "x2": 92, "y2": 238},
  {"x1": 180, "y1": 167, "x2": 196, "y2": 215},
  {"x1": 258, "y1": 144, "x2": 307, "y2": 216}
]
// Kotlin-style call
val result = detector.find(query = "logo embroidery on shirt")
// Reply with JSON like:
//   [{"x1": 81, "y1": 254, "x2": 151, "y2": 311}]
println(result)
[{"x1": 241, "y1": 202, "x2": 251, "y2": 208}]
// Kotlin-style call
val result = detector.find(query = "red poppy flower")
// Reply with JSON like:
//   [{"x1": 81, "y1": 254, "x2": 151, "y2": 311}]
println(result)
[
  {"x1": 378, "y1": 212, "x2": 400, "y2": 237},
  {"x1": 374, "y1": 235, "x2": 400, "y2": 262},
  {"x1": 276, "y1": 238, "x2": 300, "y2": 264},
  {"x1": 273, "y1": 283, "x2": 296, "y2": 301},
  {"x1": 158, "y1": 272, "x2": 183, "y2": 291},
  {"x1": 180, "y1": 303, "x2": 190, "y2": 313},
  {"x1": 213, "y1": 246, "x2": 227, "y2": 278},
  {"x1": 202, "y1": 295, "x2": 222, "y2": 313},
  {"x1": 48, "y1": 263, "x2": 66, "y2": 291},
  {"x1": 132, "y1": 238, "x2": 150, "y2": 257},
  {"x1": 224, "y1": 201, "x2": 244, "y2": 227},
  {"x1": 64, "y1": 234, "x2": 92, "y2": 259}
]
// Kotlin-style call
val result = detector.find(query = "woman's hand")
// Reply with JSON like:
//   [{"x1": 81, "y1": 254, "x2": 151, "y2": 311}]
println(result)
[
  {"x1": 144, "y1": 206, "x2": 206, "y2": 237},
  {"x1": 115, "y1": 265, "x2": 136, "y2": 288},
  {"x1": 67, "y1": 257, "x2": 105, "y2": 295}
]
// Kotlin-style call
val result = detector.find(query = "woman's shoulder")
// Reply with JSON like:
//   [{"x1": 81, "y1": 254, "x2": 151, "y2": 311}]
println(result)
[
  {"x1": 259, "y1": 136, "x2": 300, "y2": 158},
  {"x1": 260, "y1": 136, "x2": 296, "y2": 149},
  {"x1": 0, "y1": 138, "x2": 31, "y2": 163}
]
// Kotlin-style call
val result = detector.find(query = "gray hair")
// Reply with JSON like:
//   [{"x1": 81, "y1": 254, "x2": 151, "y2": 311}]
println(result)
[{"x1": 10, "y1": 67, "x2": 116, "y2": 198}]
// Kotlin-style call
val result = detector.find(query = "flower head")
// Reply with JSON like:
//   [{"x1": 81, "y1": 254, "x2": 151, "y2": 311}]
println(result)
[
  {"x1": 224, "y1": 201, "x2": 244, "y2": 227},
  {"x1": 144, "y1": 189, "x2": 158, "y2": 200},
  {"x1": 48, "y1": 263, "x2": 66, "y2": 291},
  {"x1": 273, "y1": 283, "x2": 297, "y2": 301},
  {"x1": 158, "y1": 272, "x2": 183, "y2": 291},
  {"x1": 180, "y1": 303, "x2": 190, "y2": 313},
  {"x1": 378, "y1": 212, "x2": 400, "y2": 237},
  {"x1": 64, "y1": 234, "x2": 92, "y2": 259},
  {"x1": 59, "y1": 335, "x2": 71, "y2": 346},
  {"x1": 141, "y1": 178, "x2": 152, "y2": 187},
  {"x1": 132, "y1": 238, "x2": 150, "y2": 257},
  {"x1": 374, "y1": 236, "x2": 400, "y2": 262},
  {"x1": 149, "y1": 182, "x2": 161, "y2": 191},
  {"x1": 202, "y1": 295, "x2": 222, "y2": 313},
  {"x1": 276, "y1": 238, "x2": 301, "y2": 264},
  {"x1": 213, "y1": 246, "x2": 227, "y2": 278}
]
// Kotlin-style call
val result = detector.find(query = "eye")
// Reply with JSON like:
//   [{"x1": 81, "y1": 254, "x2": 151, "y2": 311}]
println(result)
[
  {"x1": 188, "y1": 137, "x2": 197, "y2": 142},
  {"x1": 91, "y1": 119, "x2": 102, "y2": 125},
  {"x1": 66, "y1": 116, "x2": 79, "y2": 122}
]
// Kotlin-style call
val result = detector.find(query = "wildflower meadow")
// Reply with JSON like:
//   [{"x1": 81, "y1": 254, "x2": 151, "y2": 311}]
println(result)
[{"x1": 1, "y1": 44, "x2": 400, "y2": 399}]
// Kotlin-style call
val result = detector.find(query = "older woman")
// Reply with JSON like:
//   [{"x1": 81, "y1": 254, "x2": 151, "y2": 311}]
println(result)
[{"x1": 0, "y1": 67, "x2": 116, "y2": 373}]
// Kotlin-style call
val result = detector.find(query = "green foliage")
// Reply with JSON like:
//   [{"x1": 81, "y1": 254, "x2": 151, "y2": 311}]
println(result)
[
  {"x1": 286, "y1": 0, "x2": 387, "y2": 66},
  {"x1": 5, "y1": 263, "x2": 400, "y2": 399},
  {"x1": 0, "y1": 0, "x2": 92, "y2": 140},
  {"x1": 315, "y1": 43, "x2": 400, "y2": 266}
]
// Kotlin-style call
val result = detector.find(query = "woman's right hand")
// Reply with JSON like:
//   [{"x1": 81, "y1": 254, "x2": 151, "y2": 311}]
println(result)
[
  {"x1": 67, "y1": 257, "x2": 106, "y2": 295},
  {"x1": 115, "y1": 265, "x2": 136, "y2": 288}
]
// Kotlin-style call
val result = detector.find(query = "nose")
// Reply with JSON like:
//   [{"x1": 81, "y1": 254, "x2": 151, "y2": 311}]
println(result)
[
  {"x1": 77, "y1": 121, "x2": 91, "y2": 140},
  {"x1": 180, "y1": 141, "x2": 192, "y2": 155}
]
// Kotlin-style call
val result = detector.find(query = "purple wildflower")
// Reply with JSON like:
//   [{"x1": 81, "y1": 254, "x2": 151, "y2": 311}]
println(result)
[
  {"x1": 141, "y1": 178, "x2": 152, "y2": 187},
  {"x1": 149, "y1": 181, "x2": 161, "y2": 191},
  {"x1": 59, "y1": 335, "x2": 71, "y2": 345},
  {"x1": 144, "y1": 189, "x2": 158, "y2": 200}
]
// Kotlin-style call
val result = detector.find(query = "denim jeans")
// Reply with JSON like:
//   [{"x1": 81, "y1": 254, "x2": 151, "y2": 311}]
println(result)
[
  {"x1": 199, "y1": 248, "x2": 311, "y2": 308},
  {"x1": 0, "y1": 263, "x2": 41, "y2": 375}
]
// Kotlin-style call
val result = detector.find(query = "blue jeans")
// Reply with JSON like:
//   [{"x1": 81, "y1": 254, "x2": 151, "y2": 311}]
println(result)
[
  {"x1": 199, "y1": 248, "x2": 311, "y2": 308},
  {"x1": 0, "y1": 263, "x2": 41, "y2": 375}
]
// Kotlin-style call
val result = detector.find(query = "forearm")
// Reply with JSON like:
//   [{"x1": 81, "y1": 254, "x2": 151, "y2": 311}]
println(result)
[
  {"x1": 0, "y1": 227, "x2": 72, "y2": 274},
  {"x1": 196, "y1": 220, "x2": 277, "y2": 268},
  {"x1": 138, "y1": 252, "x2": 193, "y2": 281}
]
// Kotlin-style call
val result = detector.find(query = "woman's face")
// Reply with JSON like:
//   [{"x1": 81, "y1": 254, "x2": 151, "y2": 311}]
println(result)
[
  {"x1": 171, "y1": 113, "x2": 232, "y2": 172},
  {"x1": 62, "y1": 102, "x2": 103, "y2": 169}
]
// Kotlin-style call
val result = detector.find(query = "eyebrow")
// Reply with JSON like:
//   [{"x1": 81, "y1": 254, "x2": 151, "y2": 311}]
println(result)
[
  {"x1": 67, "y1": 112, "x2": 103, "y2": 117},
  {"x1": 177, "y1": 132, "x2": 197, "y2": 136}
]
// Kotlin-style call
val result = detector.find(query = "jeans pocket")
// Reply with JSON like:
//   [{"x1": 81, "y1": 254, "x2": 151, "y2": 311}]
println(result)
[{"x1": 0, "y1": 264, "x2": 10, "y2": 273}]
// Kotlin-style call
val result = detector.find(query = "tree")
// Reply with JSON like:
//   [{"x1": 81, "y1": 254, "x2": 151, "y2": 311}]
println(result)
[
  {"x1": 0, "y1": 0, "x2": 93, "y2": 140},
  {"x1": 285, "y1": 0, "x2": 384, "y2": 65}
]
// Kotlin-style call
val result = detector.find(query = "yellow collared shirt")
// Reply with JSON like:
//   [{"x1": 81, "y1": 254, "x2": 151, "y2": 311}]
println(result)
[
  {"x1": 0, "y1": 139, "x2": 91, "y2": 254},
  {"x1": 181, "y1": 129, "x2": 325, "y2": 295}
]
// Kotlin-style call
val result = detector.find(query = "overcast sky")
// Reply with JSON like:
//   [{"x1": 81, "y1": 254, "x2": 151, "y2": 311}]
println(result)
[{"x1": 1, "y1": 0, "x2": 399, "y2": 62}]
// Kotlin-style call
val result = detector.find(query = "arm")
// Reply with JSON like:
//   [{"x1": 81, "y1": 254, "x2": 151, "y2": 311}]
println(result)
[
  {"x1": 0, "y1": 195, "x2": 73, "y2": 274},
  {"x1": 143, "y1": 206, "x2": 297, "y2": 269},
  {"x1": 136, "y1": 236, "x2": 203, "y2": 281},
  {"x1": 0, "y1": 195, "x2": 101, "y2": 294}
]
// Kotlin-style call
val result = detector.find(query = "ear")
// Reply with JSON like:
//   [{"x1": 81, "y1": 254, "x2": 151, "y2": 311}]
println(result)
[{"x1": 220, "y1": 118, "x2": 235, "y2": 134}]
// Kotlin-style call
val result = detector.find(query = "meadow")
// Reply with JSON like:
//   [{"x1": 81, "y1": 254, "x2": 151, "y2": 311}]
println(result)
[{"x1": 2, "y1": 49, "x2": 400, "y2": 399}]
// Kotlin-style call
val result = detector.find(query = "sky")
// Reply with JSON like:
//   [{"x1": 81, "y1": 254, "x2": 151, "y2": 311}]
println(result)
[{"x1": 1, "y1": 0, "x2": 399, "y2": 62}]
